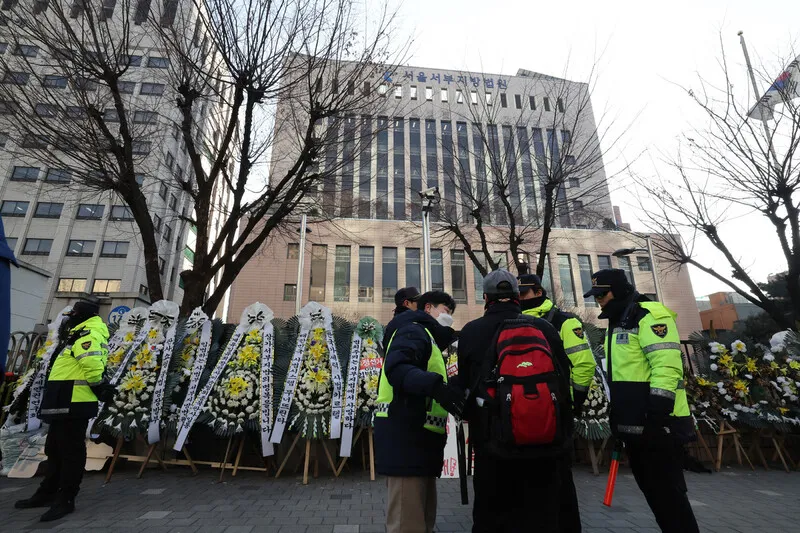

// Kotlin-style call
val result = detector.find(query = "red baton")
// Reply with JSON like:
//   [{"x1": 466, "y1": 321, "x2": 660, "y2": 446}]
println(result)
[{"x1": 603, "y1": 442, "x2": 623, "y2": 507}]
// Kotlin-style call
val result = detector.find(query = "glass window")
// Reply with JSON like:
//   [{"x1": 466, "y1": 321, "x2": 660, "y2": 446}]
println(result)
[
  {"x1": 169, "y1": 194, "x2": 178, "y2": 210},
  {"x1": 618, "y1": 256, "x2": 636, "y2": 288},
  {"x1": 543, "y1": 97, "x2": 551, "y2": 112},
  {"x1": 34, "y1": 202, "x2": 63, "y2": 218},
  {"x1": 153, "y1": 213, "x2": 162, "y2": 232},
  {"x1": 451, "y1": 250, "x2": 467, "y2": 303},
  {"x1": 598, "y1": 255, "x2": 612, "y2": 270},
  {"x1": 184, "y1": 246, "x2": 195, "y2": 263},
  {"x1": 334, "y1": 245, "x2": 350, "y2": 302},
  {"x1": 34, "y1": 103, "x2": 58, "y2": 117},
  {"x1": 164, "y1": 224, "x2": 173, "y2": 243},
  {"x1": 410, "y1": 86, "x2": 417, "y2": 100},
  {"x1": 577, "y1": 255, "x2": 595, "y2": 307},
  {"x1": 485, "y1": 92, "x2": 493, "y2": 106},
  {"x1": 425, "y1": 87, "x2": 433, "y2": 101},
  {"x1": 514, "y1": 94, "x2": 522, "y2": 109},
  {"x1": 309, "y1": 244, "x2": 327, "y2": 301},
  {"x1": 66, "y1": 106, "x2": 87, "y2": 119},
  {"x1": 393, "y1": 118, "x2": 405, "y2": 220},
  {"x1": 358, "y1": 115, "x2": 372, "y2": 218},
  {"x1": 499, "y1": 93, "x2": 507, "y2": 108},
  {"x1": 0, "y1": 200, "x2": 28, "y2": 217},
  {"x1": 66, "y1": 239, "x2": 95, "y2": 257},
  {"x1": 0, "y1": 100, "x2": 19, "y2": 115},
  {"x1": 12, "y1": 44, "x2": 39, "y2": 57},
  {"x1": 119, "y1": 81, "x2": 136, "y2": 94},
  {"x1": 431, "y1": 249, "x2": 444, "y2": 291},
  {"x1": 456, "y1": 89, "x2": 464, "y2": 104},
  {"x1": 92, "y1": 279, "x2": 121, "y2": 293},
  {"x1": 122, "y1": 54, "x2": 142, "y2": 66},
  {"x1": 287, "y1": 243, "x2": 299, "y2": 259},
  {"x1": 394, "y1": 84, "x2": 402, "y2": 98},
  {"x1": 340, "y1": 116, "x2": 355, "y2": 217},
  {"x1": 474, "y1": 264, "x2": 485, "y2": 303},
  {"x1": 557, "y1": 254, "x2": 576, "y2": 307},
  {"x1": 146, "y1": 56, "x2": 169, "y2": 68},
  {"x1": 406, "y1": 248, "x2": 421, "y2": 290},
  {"x1": 376, "y1": 116, "x2": 388, "y2": 219},
  {"x1": 382, "y1": 247, "x2": 397, "y2": 303},
  {"x1": 22, "y1": 238, "x2": 52, "y2": 256},
  {"x1": 540, "y1": 254, "x2": 555, "y2": 297},
  {"x1": 101, "y1": 240, "x2": 129, "y2": 258},
  {"x1": 140, "y1": 83, "x2": 165, "y2": 95},
  {"x1": 283, "y1": 284, "x2": 297, "y2": 301},
  {"x1": 493, "y1": 251, "x2": 508, "y2": 270},
  {"x1": 440, "y1": 88, "x2": 448, "y2": 102},
  {"x1": 557, "y1": 97, "x2": 565, "y2": 113},
  {"x1": 637, "y1": 256, "x2": 652, "y2": 272},
  {"x1": 58, "y1": 278, "x2": 86, "y2": 292},
  {"x1": 159, "y1": 182, "x2": 168, "y2": 199},
  {"x1": 358, "y1": 246, "x2": 374, "y2": 302},
  {"x1": 133, "y1": 110, "x2": 157, "y2": 123},
  {"x1": 2, "y1": 71, "x2": 29, "y2": 85},
  {"x1": 21, "y1": 134, "x2": 49, "y2": 149},
  {"x1": 132, "y1": 141, "x2": 151, "y2": 154},
  {"x1": 11, "y1": 166, "x2": 39, "y2": 181},
  {"x1": 110, "y1": 205, "x2": 133, "y2": 220},
  {"x1": 77, "y1": 204, "x2": 104, "y2": 219}
]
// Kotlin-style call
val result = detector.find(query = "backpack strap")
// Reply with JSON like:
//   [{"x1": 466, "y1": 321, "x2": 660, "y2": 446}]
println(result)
[{"x1": 545, "y1": 307, "x2": 557, "y2": 323}]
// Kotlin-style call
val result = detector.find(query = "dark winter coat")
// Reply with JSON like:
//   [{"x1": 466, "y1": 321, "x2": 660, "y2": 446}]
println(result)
[
  {"x1": 455, "y1": 300, "x2": 574, "y2": 450},
  {"x1": 374, "y1": 310, "x2": 454, "y2": 477}
]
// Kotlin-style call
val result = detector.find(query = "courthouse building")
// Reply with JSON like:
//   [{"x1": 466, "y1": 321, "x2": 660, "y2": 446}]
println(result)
[{"x1": 228, "y1": 62, "x2": 702, "y2": 335}]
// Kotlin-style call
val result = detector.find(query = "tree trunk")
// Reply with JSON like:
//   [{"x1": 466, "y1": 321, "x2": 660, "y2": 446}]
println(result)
[{"x1": 179, "y1": 269, "x2": 208, "y2": 317}]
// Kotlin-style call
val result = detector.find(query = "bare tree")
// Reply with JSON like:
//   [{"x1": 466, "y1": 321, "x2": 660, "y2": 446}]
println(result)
[
  {"x1": 0, "y1": 0, "x2": 408, "y2": 315},
  {"x1": 432, "y1": 67, "x2": 627, "y2": 277},
  {"x1": 633, "y1": 38, "x2": 800, "y2": 329}
]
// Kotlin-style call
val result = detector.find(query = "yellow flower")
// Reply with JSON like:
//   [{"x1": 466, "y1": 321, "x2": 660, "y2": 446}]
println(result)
[
  {"x1": 147, "y1": 329, "x2": 159, "y2": 340},
  {"x1": 246, "y1": 329, "x2": 263, "y2": 344},
  {"x1": 312, "y1": 328, "x2": 325, "y2": 341},
  {"x1": 181, "y1": 346, "x2": 194, "y2": 362},
  {"x1": 789, "y1": 361, "x2": 800, "y2": 371},
  {"x1": 779, "y1": 407, "x2": 789, "y2": 415},
  {"x1": 44, "y1": 340, "x2": 53, "y2": 347},
  {"x1": 124, "y1": 332, "x2": 134, "y2": 342},
  {"x1": 134, "y1": 346, "x2": 154, "y2": 368},
  {"x1": 745, "y1": 358, "x2": 757, "y2": 373},
  {"x1": 365, "y1": 374, "x2": 379, "y2": 392},
  {"x1": 770, "y1": 362, "x2": 779, "y2": 370},
  {"x1": 312, "y1": 368, "x2": 330, "y2": 384},
  {"x1": 365, "y1": 338, "x2": 376, "y2": 348},
  {"x1": 121, "y1": 371, "x2": 145, "y2": 392},
  {"x1": 718, "y1": 354, "x2": 734, "y2": 368},
  {"x1": 733, "y1": 380, "x2": 748, "y2": 393},
  {"x1": 309, "y1": 342, "x2": 327, "y2": 360},
  {"x1": 695, "y1": 377, "x2": 712, "y2": 387},
  {"x1": 108, "y1": 349, "x2": 125, "y2": 366},
  {"x1": 236, "y1": 345, "x2": 260, "y2": 367},
  {"x1": 227, "y1": 376, "x2": 250, "y2": 397}
]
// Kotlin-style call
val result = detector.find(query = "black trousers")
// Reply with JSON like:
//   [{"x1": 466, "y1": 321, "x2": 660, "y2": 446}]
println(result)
[
  {"x1": 472, "y1": 448, "x2": 574, "y2": 533},
  {"x1": 626, "y1": 437, "x2": 699, "y2": 533},
  {"x1": 38, "y1": 418, "x2": 89, "y2": 503}
]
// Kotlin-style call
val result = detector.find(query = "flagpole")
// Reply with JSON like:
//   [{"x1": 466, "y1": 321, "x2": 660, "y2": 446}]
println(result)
[{"x1": 738, "y1": 31, "x2": 781, "y2": 167}]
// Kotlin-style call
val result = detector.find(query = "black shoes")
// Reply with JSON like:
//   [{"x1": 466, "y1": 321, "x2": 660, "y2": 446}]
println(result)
[
  {"x1": 14, "y1": 492, "x2": 55, "y2": 509},
  {"x1": 40, "y1": 500, "x2": 75, "y2": 522}
]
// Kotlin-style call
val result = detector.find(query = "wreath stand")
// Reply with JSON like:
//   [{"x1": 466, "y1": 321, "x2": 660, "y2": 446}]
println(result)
[
  {"x1": 104, "y1": 434, "x2": 171, "y2": 483},
  {"x1": 688, "y1": 428, "x2": 715, "y2": 465},
  {"x1": 335, "y1": 426, "x2": 375, "y2": 480},
  {"x1": 748, "y1": 428, "x2": 795, "y2": 473},
  {"x1": 585, "y1": 437, "x2": 610, "y2": 476},
  {"x1": 274, "y1": 433, "x2": 339, "y2": 485},
  {"x1": 715, "y1": 420, "x2": 754, "y2": 472},
  {"x1": 215, "y1": 433, "x2": 272, "y2": 482}
]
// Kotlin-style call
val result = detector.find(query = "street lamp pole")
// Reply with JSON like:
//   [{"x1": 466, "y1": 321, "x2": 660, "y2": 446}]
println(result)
[
  {"x1": 295, "y1": 214, "x2": 309, "y2": 315},
  {"x1": 419, "y1": 187, "x2": 440, "y2": 293}
]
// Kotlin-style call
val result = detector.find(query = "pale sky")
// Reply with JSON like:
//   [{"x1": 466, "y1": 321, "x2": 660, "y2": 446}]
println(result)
[{"x1": 385, "y1": 0, "x2": 800, "y2": 298}]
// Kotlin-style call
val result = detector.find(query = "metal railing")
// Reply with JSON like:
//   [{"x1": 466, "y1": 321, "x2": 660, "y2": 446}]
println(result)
[{"x1": 5, "y1": 330, "x2": 46, "y2": 377}]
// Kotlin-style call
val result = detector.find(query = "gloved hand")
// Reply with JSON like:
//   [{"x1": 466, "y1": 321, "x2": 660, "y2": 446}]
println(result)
[
  {"x1": 432, "y1": 380, "x2": 465, "y2": 418},
  {"x1": 644, "y1": 411, "x2": 670, "y2": 438}
]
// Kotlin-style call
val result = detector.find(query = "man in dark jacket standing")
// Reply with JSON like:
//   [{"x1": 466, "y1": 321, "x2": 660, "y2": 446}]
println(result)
[
  {"x1": 15, "y1": 298, "x2": 109, "y2": 522},
  {"x1": 585, "y1": 269, "x2": 698, "y2": 533},
  {"x1": 456, "y1": 270, "x2": 576, "y2": 533},
  {"x1": 383, "y1": 287, "x2": 421, "y2": 348},
  {"x1": 375, "y1": 290, "x2": 465, "y2": 533}
]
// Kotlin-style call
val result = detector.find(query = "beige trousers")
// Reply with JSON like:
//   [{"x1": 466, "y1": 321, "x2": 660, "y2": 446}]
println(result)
[{"x1": 386, "y1": 476, "x2": 438, "y2": 533}]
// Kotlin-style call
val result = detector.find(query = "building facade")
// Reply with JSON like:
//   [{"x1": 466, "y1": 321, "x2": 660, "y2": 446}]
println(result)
[
  {"x1": 0, "y1": 2, "x2": 232, "y2": 325},
  {"x1": 228, "y1": 63, "x2": 702, "y2": 336},
  {"x1": 696, "y1": 292, "x2": 763, "y2": 331}
]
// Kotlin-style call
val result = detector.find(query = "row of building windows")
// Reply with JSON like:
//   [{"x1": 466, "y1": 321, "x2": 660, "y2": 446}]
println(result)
[
  {"x1": 13, "y1": 238, "x2": 131, "y2": 258},
  {"x1": 313, "y1": 115, "x2": 577, "y2": 226},
  {"x1": 57, "y1": 278, "x2": 122, "y2": 294},
  {"x1": 283, "y1": 243, "x2": 653, "y2": 307},
  {"x1": 326, "y1": 77, "x2": 565, "y2": 113},
  {"x1": 0, "y1": 200, "x2": 139, "y2": 221},
  {"x1": 0, "y1": 40, "x2": 171, "y2": 68}
]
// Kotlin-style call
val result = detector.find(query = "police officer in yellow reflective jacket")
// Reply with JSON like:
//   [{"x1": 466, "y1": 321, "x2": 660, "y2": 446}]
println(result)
[
  {"x1": 585, "y1": 269, "x2": 698, "y2": 533},
  {"x1": 15, "y1": 298, "x2": 109, "y2": 522},
  {"x1": 375, "y1": 290, "x2": 465, "y2": 533}
]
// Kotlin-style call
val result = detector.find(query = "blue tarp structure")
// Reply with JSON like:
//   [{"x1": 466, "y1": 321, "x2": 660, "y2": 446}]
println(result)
[{"x1": 0, "y1": 215, "x2": 17, "y2": 376}]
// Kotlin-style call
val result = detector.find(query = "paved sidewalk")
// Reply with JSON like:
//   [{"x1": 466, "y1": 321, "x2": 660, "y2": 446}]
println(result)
[{"x1": 1, "y1": 463, "x2": 799, "y2": 532}]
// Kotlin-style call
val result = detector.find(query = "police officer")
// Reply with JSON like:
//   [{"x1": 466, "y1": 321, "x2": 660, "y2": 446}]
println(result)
[
  {"x1": 518, "y1": 273, "x2": 592, "y2": 533},
  {"x1": 374, "y1": 290, "x2": 465, "y2": 533},
  {"x1": 584, "y1": 269, "x2": 699, "y2": 533},
  {"x1": 15, "y1": 298, "x2": 109, "y2": 522}
]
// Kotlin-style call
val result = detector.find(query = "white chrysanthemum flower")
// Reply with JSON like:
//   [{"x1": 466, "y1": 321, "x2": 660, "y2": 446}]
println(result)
[
  {"x1": 763, "y1": 353, "x2": 776, "y2": 361},
  {"x1": 725, "y1": 395, "x2": 733, "y2": 402},
  {"x1": 710, "y1": 364, "x2": 718, "y2": 371},
  {"x1": 731, "y1": 340, "x2": 746, "y2": 354},
  {"x1": 709, "y1": 342, "x2": 723, "y2": 353}
]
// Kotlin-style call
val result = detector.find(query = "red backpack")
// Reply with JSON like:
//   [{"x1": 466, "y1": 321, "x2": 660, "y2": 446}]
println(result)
[{"x1": 480, "y1": 317, "x2": 570, "y2": 459}]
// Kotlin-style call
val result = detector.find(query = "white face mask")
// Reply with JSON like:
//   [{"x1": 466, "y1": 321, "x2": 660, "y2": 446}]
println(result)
[{"x1": 434, "y1": 310, "x2": 454, "y2": 328}]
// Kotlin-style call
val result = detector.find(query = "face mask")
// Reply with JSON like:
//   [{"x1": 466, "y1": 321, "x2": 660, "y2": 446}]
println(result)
[{"x1": 434, "y1": 311, "x2": 454, "y2": 328}]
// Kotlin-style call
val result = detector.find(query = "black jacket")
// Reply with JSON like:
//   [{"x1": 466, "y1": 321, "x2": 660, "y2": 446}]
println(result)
[
  {"x1": 374, "y1": 310, "x2": 454, "y2": 477},
  {"x1": 455, "y1": 301, "x2": 574, "y2": 450}
]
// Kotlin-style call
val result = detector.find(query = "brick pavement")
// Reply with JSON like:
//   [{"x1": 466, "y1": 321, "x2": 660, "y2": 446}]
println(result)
[{"x1": 1, "y1": 463, "x2": 799, "y2": 532}]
